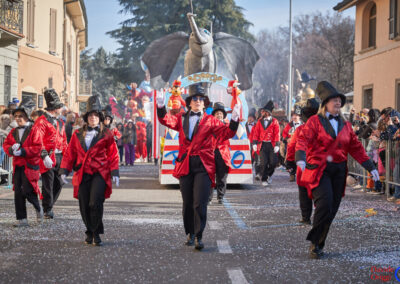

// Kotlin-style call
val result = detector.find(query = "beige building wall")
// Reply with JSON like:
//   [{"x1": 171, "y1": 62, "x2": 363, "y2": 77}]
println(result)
[
  {"x1": 18, "y1": 0, "x2": 87, "y2": 111},
  {"x1": 352, "y1": 0, "x2": 400, "y2": 110}
]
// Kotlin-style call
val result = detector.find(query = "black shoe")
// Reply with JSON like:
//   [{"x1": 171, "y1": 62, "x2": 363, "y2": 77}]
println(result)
[
  {"x1": 309, "y1": 244, "x2": 324, "y2": 259},
  {"x1": 184, "y1": 234, "x2": 195, "y2": 246},
  {"x1": 93, "y1": 234, "x2": 103, "y2": 246},
  {"x1": 44, "y1": 210, "x2": 54, "y2": 219},
  {"x1": 85, "y1": 233, "x2": 93, "y2": 245},
  {"x1": 217, "y1": 198, "x2": 223, "y2": 204},
  {"x1": 195, "y1": 237, "x2": 204, "y2": 250},
  {"x1": 0, "y1": 178, "x2": 8, "y2": 185},
  {"x1": 299, "y1": 218, "x2": 311, "y2": 225}
]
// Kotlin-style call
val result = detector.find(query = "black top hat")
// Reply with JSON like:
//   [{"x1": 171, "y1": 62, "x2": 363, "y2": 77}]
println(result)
[
  {"x1": 103, "y1": 105, "x2": 114, "y2": 123},
  {"x1": 83, "y1": 94, "x2": 104, "y2": 123},
  {"x1": 262, "y1": 100, "x2": 274, "y2": 114},
  {"x1": 211, "y1": 102, "x2": 227, "y2": 118},
  {"x1": 316, "y1": 81, "x2": 346, "y2": 107},
  {"x1": 12, "y1": 97, "x2": 36, "y2": 119},
  {"x1": 44, "y1": 89, "x2": 64, "y2": 111},
  {"x1": 301, "y1": 98, "x2": 320, "y2": 122},
  {"x1": 185, "y1": 84, "x2": 210, "y2": 107},
  {"x1": 293, "y1": 104, "x2": 302, "y2": 116}
]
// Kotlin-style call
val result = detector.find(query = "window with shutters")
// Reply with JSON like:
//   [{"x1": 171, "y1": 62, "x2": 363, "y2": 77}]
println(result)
[
  {"x1": 368, "y1": 4, "x2": 377, "y2": 47},
  {"x1": 49, "y1": 8, "x2": 57, "y2": 54},
  {"x1": 396, "y1": 80, "x2": 400, "y2": 111},
  {"x1": 363, "y1": 86, "x2": 373, "y2": 109},
  {"x1": 4, "y1": 66, "x2": 11, "y2": 105},
  {"x1": 26, "y1": 0, "x2": 35, "y2": 45}
]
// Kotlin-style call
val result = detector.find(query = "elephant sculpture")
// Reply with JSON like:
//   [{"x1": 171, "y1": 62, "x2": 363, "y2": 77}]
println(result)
[{"x1": 142, "y1": 13, "x2": 259, "y2": 92}]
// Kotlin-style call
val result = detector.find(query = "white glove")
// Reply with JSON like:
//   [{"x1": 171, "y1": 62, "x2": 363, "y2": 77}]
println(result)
[
  {"x1": 61, "y1": 174, "x2": 68, "y2": 184},
  {"x1": 156, "y1": 92, "x2": 165, "y2": 108},
  {"x1": 274, "y1": 146, "x2": 280, "y2": 153},
  {"x1": 252, "y1": 145, "x2": 257, "y2": 152},
  {"x1": 370, "y1": 169, "x2": 379, "y2": 182},
  {"x1": 296, "y1": 160, "x2": 306, "y2": 171},
  {"x1": 43, "y1": 155, "x2": 53, "y2": 169},
  {"x1": 12, "y1": 143, "x2": 20, "y2": 151},
  {"x1": 13, "y1": 149, "x2": 21, "y2": 156},
  {"x1": 112, "y1": 176, "x2": 120, "y2": 187},
  {"x1": 231, "y1": 104, "x2": 241, "y2": 122}
]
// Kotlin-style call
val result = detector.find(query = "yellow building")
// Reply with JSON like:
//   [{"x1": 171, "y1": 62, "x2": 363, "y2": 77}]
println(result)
[
  {"x1": 18, "y1": 0, "x2": 87, "y2": 111},
  {"x1": 0, "y1": 0, "x2": 24, "y2": 107},
  {"x1": 335, "y1": 0, "x2": 400, "y2": 111}
]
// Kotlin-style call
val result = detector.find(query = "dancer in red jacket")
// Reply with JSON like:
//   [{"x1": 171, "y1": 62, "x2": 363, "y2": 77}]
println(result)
[
  {"x1": 251, "y1": 101, "x2": 280, "y2": 186},
  {"x1": 208, "y1": 102, "x2": 231, "y2": 204},
  {"x1": 3, "y1": 97, "x2": 43, "y2": 227},
  {"x1": 156, "y1": 84, "x2": 240, "y2": 250},
  {"x1": 295, "y1": 81, "x2": 379, "y2": 259},
  {"x1": 35, "y1": 89, "x2": 63, "y2": 219},
  {"x1": 60, "y1": 95, "x2": 119, "y2": 246},
  {"x1": 286, "y1": 98, "x2": 319, "y2": 225}
]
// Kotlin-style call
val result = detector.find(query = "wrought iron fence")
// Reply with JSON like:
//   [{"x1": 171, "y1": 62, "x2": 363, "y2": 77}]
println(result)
[
  {"x1": 0, "y1": 136, "x2": 13, "y2": 188},
  {"x1": 0, "y1": 0, "x2": 23, "y2": 35}
]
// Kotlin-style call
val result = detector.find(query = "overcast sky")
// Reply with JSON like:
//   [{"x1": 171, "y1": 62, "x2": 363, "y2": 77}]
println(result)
[{"x1": 84, "y1": 0, "x2": 355, "y2": 53}]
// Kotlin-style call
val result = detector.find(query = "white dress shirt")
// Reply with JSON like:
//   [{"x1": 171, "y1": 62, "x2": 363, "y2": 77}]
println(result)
[
  {"x1": 326, "y1": 112, "x2": 338, "y2": 135},
  {"x1": 85, "y1": 129, "x2": 98, "y2": 149},
  {"x1": 263, "y1": 116, "x2": 272, "y2": 128},
  {"x1": 188, "y1": 111, "x2": 202, "y2": 140},
  {"x1": 17, "y1": 122, "x2": 31, "y2": 140}
]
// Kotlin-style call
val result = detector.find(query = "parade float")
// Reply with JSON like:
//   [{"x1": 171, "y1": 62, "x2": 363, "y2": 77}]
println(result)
[{"x1": 141, "y1": 10, "x2": 260, "y2": 185}]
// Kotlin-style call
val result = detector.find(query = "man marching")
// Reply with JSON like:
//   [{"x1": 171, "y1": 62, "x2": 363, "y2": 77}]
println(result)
[
  {"x1": 251, "y1": 101, "x2": 280, "y2": 186},
  {"x1": 209, "y1": 102, "x2": 231, "y2": 204},
  {"x1": 3, "y1": 97, "x2": 43, "y2": 227},
  {"x1": 286, "y1": 98, "x2": 319, "y2": 225},
  {"x1": 156, "y1": 84, "x2": 240, "y2": 250},
  {"x1": 35, "y1": 89, "x2": 64, "y2": 219}
]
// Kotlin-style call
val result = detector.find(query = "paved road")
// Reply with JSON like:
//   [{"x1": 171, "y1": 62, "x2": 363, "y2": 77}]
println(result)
[{"x1": 0, "y1": 164, "x2": 400, "y2": 283}]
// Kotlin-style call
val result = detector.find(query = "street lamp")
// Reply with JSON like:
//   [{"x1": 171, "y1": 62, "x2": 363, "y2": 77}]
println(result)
[{"x1": 287, "y1": 0, "x2": 293, "y2": 120}]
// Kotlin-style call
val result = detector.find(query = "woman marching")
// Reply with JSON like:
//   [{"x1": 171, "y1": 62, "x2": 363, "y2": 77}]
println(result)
[
  {"x1": 156, "y1": 84, "x2": 240, "y2": 250},
  {"x1": 3, "y1": 97, "x2": 43, "y2": 226},
  {"x1": 295, "y1": 81, "x2": 379, "y2": 259},
  {"x1": 60, "y1": 95, "x2": 119, "y2": 246}
]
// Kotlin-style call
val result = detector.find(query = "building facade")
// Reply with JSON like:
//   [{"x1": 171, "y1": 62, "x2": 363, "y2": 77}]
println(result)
[
  {"x1": 335, "y1": 0, "x2": 400, "y2": 111},
  {"x1": 0, "y1": 0, "x2": 24, "y2": 107},
  {"x1": 17, "y1": 0, "x2": 87, "y2": 111}
]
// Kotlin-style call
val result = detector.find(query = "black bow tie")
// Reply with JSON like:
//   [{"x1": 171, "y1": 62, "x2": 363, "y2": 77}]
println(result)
[
  {"x1": 87, "y1": 126, "x2": 99, "y2": 131},
  {"x1": 190, "y1": 111, "x2": 201, "y2": 117},
  {"x1": 328, "y1": 115, "x2": 339, "y2": 121},
  {"x1": 16, "y1": 126, "x2": 26, "y2": 129}
]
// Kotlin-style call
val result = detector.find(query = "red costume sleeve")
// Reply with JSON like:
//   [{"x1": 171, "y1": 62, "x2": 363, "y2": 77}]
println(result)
[
  {"x1": 282, "y1": 123, "x2": 291, "y2": 140},
  {"x1": 251, "y1": 120, "x2": 261, "y2": 144},
  {"x1": 286, "y1": 127, "x2": 300, "y2": 162},
  {"x1": 212, "y1": 119, "x2": 237, "y2": 142},
  {"x1": 106, "y1": 132, "x2": 120, "y2": 176},
  {"x1": 347, "y1": 123, "x2": 371, "y2": 164},
  {"x1": 113, "y1": 128, "x2": 122, "y2": 140},
  {"x1": 3, "y1": 130, "x2": 15, "y2": 157},
  {"x1": 157, "y1": 107, "x2": 181, "y2": 132},
  {"x1": 60, "y1": 131, "x2": 78, "y2": 173},
  {"x1": 272, "y1": 119, "x2": 280, "y2": 144},
  {"x1": 295, "y1": 119, "x2": 317, "y2": 162},
  {"x1": 21, "y1": 126, "x2": 42, "y2": 158}
]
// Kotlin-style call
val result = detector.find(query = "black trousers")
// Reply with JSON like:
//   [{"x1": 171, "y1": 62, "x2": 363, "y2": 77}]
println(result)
[
  {"x1": 179, "y1": 156, "x2": 211, "y2": 239},
  {"x1": 147, "y1": 142, "x2": 152, "y2": 160},
  {"x1": 298, "y1": 186, "x2": 312, "y2": 221},
  {"x1": 118, "y1": 146, "x2": 124, "y2": 162},
  {"x1": 306, "y1": 162, "x2": 346, "y2": 249},
  {"x1": 14, "y1": 166, "x2": 40, "y2": 220},
  {"x1": 209, "y1": 150, "x2": 229, "y2": 201},
  {"x1": 42, "y1": 154, "x2": 63, "y2": 213},
  {"x1": 260, "y1": 142, "x2": 277, "y2": 181},
  {"x1": 78, "y1": 173, "x2": 106, "y2": 235}
]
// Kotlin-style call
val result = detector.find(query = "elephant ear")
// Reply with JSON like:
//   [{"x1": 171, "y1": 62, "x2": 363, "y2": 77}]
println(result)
[
  {"x1": 142, "y1": 32, "x2": 189, "y2": 90},
  {"x1": 214, "y1": 32, "x2": 260, "y2": 90}
]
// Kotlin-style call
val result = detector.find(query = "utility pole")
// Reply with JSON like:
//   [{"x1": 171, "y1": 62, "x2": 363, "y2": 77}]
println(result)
[{"x1": 287, "y1": 0, "x2": 293, "y2": 120}]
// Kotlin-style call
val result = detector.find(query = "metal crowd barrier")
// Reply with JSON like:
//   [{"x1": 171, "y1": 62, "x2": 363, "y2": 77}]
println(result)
[
  {"x1": 0, "y1": 136, "x2": 13, "y2": 188},
  {"x1": 347, "y1": 138, "x2": 400, "y2": 199}
]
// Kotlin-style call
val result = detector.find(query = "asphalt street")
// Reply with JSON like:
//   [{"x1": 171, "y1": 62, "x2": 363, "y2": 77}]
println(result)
[{"x1": 0, "y1": 164, "x2": 400, "y2": 283}]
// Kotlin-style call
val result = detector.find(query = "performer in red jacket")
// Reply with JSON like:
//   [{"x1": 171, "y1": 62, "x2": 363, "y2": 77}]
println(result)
[
  {"x1": 60, "y1": 95, "x2": 119, "y2": 246},
  {"x1": 251, "y1": 101, "x2": 280, "y2": 186},
  {"x1": 295, "y1": 81, "x2": 379, "y2": 259},
  {"x1": 35, "y1": 89, "x2": 63, "y2": 219},
  {"x1": 156, "y1": 84, "x2": 240, "y2": 250},
  {"x1": 135, "y1": 119, "x2": 147, "y2": 162},
  {"x1": 283, "y1": 104, "x2": 303, "y2": 182},
  {"x1": 3, "y1": 97, "x2": 43, "y2": 227},
  {"x1": 103, "y1": 105, "x2": 122, "y2": 141},
  {"x1": 286, "y1": 98, "x2": 319, "y2": 225},
  {"x1": 208, "y1": 102, "x2": 231, "y2": 204}
]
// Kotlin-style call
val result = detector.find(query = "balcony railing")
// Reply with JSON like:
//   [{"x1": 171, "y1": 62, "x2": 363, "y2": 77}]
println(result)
[
  {"x1": 79, "y1": 79, "x2": 92, "y2": 96},
  {"x1": 0, "y1": 0, "x2": 23, "y2": 35}
]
